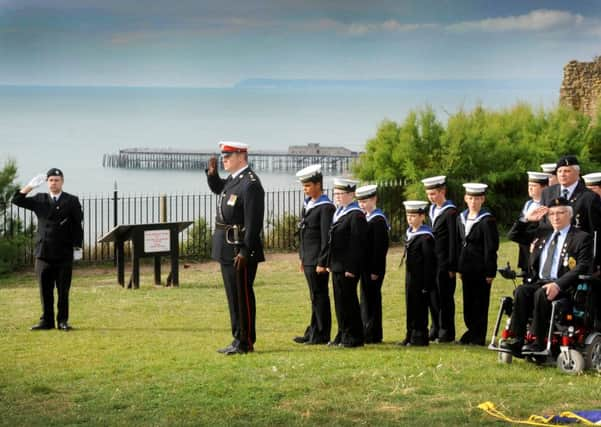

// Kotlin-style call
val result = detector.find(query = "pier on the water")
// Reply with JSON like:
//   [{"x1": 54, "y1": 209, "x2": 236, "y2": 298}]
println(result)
[{"x1": 102, "y1": 144, "x2": 360, "y2": 173}]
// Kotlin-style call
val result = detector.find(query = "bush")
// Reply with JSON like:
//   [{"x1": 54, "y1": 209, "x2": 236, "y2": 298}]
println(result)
[
  {"x1": 182, "y1": 218, "x2": 212, "y2": 259},
  {"x1": 263, "y1": 213, "x2": 300, "y2": 251}
]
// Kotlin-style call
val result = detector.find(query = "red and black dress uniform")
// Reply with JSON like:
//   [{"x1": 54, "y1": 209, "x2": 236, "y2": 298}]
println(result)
[
  {"x1": 456, "y1": 208, "x2": 499, "y2": 345},
  {"x1": 428, "y1": 200, "x2": 458, "y2": 342},
  {"x1": 327, "y1": 201, "x2": 367, "y2": 347},
  {"x1": 360, "y1": 208, "x2": 389, "y2": 343},
  {"x1": 207, "y1": 163, "x2": 265, "y2": 354},
  {"x1": 298, "y1": 194, "x2": 335, "y2": 344},
  {"x1": 402, "y1": 224, "x2": 436, "y2": 346},
  {"x1": 12, "y1": 170, "x2": 83, "y2": 329},
  {"x1": 504, "y1": 199, "x2": 592, "y2": 353}
]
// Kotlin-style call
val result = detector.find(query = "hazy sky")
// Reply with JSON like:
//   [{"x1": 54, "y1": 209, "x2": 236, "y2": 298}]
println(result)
[{"x1": 1, "y1": 0, "x2": 599, "y2": 87}]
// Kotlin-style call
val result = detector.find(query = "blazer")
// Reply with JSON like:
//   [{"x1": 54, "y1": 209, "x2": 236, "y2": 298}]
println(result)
[
  {"x1": 299, "y1": 201, "x2": 335, "y2": 267},
  {"x1": 12, "y1": 190, "x2": 83, "y2": 262},
  {"x1": 327, "y1": 210, "x2": 367, "y2": 276},
  {"x1": 456, "y1": 211, "x2": 499, "y2": 278},
  {"x1": 207, "y1": 168, "x2": 265, "y2": 264},
  {"x1": 405, "y1": 232, "x2": 437, "y2": 292},
  {"x1": 509, "y1": 221, "x2": 593, "y2": 291},
  {"x1": 430, "y1": 204, "x2": 458, "y2": 273},
  {"x1": 365, "y1": 215, "x2": 389, "y2": 276}
]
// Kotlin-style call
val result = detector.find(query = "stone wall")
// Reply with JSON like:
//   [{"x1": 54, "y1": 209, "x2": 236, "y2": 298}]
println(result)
[{"x1": 560, "y1": 57, "x2": 601, "y2": 119}]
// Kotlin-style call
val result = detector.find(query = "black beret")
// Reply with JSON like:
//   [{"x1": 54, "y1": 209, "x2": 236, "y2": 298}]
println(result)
[
  {"x1": 46, "y1": 168, "x2": 64, "y2": 178},
  {"x1": 546, "y1": 197, "x2": 569, "y2": 208},
  {"x1": 556, "y1": 155, "x2": 579, "y2": 169}
]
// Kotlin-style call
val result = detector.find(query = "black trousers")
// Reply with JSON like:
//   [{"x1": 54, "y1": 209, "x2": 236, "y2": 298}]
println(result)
[
  {"x1": 332, "y1": 272, "x2": 364, "y2": 345},
  {"x1": 302, "y1": 266, "x2": 331, "y2": 343},
  {"x1": 509, "y1": 282, "x2": 566, "y2": 344},
  {"x1": 35, "y1": 258, "x2": 73, "y2": 326},
  {"x1": 460, "y1": 273, "x2": 491, "y2": 345},
  {"x1": 220, "y1": 261, "x2": 258, "y2": 351},
  {"x1": 405, "y1": 280, "x2": 429, "y2": 341},
  {"x1": 360, "y1": 273, "x2": 384, "y2": 343},
  {"x1": 427, "y1": 285, "x2": 441, "y2": 336},
  {"x1": 437, "y1": 270, "x2": 457, "y2": 340}
]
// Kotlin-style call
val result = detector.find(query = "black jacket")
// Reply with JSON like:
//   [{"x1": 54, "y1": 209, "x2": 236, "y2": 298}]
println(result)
[
  {"x1": 12, "y1": 190, "x2": 83, "y2": 262},
  {"x1": 508, "y1": 221, "x2": 592, "y2": 291},
  {"x1": 430, "y1": 204, "x2": 458, "y2": 273},
  {"x1": 405, "y1": 232, "x2": 437, "y2": 292},
  {"x1": 365, "y1": 214, "x2": 389, "y2": 276},
  {"x1": 456, "y1": 210, "x2": 499, "y2": 277},
  {"x1": 207, "y1": 167, "x2": 265, "y2": 264},
  {"x1": 299, "y1": 200, "x2": 335, "y2": 267},
  {"x1": 327, "y1": 208, "x2": 367, "y2": 276}
]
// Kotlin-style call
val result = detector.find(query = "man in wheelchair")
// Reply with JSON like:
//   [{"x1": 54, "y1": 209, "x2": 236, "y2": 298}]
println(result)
[{"x1": 500, "y1": 197, "x2": 593, "y2": 356}]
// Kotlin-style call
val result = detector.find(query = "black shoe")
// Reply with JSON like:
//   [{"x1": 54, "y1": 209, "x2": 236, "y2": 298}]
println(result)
[
  {"x1": 31, "y1": 322, "x2": 54, "y2": 330},
  {"x1": 305, "y1": 339, "x2": 329, "y2": 345},
  {"x1": 223, "y1": 346, "x2": 250, "y2": 355},
  {"x1": 500, "y1": 338, "x2": 523, "y2": 355},
  {"x1": 437, "y1": 336, "x2": 455, "y2": 343},
  {"x1": 428, "y1": 329, "x2": 439, "y2": 342},
  {"x1": 397, "y1": 338, "x2": 410, "y2": 346},
  {"x1": 338, "y1": 341, "x2": 364, "y2": 348},
  {"x1": 522, "y1": 342, "x2": 545, "y2": 354},
  {"x1": 217, "y1": 344, "x2": 236, "y2": 354},
  {"x1": 293, "y1": 336, "x2": 308, "y2": 344},
  {"x1": 58, "y1": 322, "x2": 72, "y2": 331}
]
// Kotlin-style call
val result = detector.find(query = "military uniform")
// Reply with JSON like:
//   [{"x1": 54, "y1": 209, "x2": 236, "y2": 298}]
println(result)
[
  {"x1": 328, "y1": 187, "x2": 367, "y2": 347},
  {"x1": 207, "y1": 153, "x2": 265, "y2": 353},
  {"x1": 456, "y1": 184, "x2": 499, "y2": 346},
  {"x1": 12, "y1": 176, "x2": 83, "y2": 329},
  {"x1": 403, "y1": 223, "x2": 436, "y2": 346},
  {"x1": 298, "y1": 193, "x2": 335, "y2": 344}
]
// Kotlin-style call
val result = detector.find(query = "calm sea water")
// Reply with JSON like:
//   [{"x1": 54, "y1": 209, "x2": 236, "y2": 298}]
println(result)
[{"x1": 0, "y1": 84, "x2": 558, "y2": 196}]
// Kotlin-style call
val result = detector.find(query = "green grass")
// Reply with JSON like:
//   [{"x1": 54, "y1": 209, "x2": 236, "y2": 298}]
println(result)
[{"x1": 1, "y1": 242, "x2": 600, "y2": 426}]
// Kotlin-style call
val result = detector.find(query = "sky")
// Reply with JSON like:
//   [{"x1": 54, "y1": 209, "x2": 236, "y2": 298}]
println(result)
[{"x1": 0, "y1": 0, "x2": 600, "y2": 87}]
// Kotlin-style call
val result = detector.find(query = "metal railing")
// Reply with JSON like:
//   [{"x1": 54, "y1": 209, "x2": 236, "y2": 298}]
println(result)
[{"x1": 3, "y1": 181, "x2": 404, "y2": 265}]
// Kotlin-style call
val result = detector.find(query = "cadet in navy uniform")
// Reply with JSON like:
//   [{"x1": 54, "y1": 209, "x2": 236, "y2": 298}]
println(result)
[
  {"x1": 327, "y1": 178, "x2": 367, "y2": 348},
  {"x1": 422, "y1": 176, "x2": 458, "y2": 343},
  {"x1": 536, "y1": 155, "x2": 601, "y2": 274},
  {"x1": 456, "y1": 183, "x2": 499, "y2": 346},
  {"x1": 540, "y1": 163, "x2": 558, "y2": 186},
  {"x1": 508, "y1": 171, "x2": 549, "y2": 274},
  {"x1": 12, "y1": 169, "x2": 83, "y2": 331},
  {"x1": 206, "y1": 141, "x2": 265, "y2": 355},
  {"x1": 356, "y1": 184, "x2": 389, "y2": 344},
  {"x1": 400, "y1": 201, "x2": 436, "y2": 346},
  {"x1": 502, "y1": 197, "x2": 592, "y2": 355},
  {"x1": 293, "y1": 164, "x2": 335, "y2": 345},
  {"x1": 583, "y1": 172, "x2": 601, "y2": 198}
]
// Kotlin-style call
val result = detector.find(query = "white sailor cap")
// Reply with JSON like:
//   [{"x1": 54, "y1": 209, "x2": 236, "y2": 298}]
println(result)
[
  {"x1": 540, "y1": 163, "x2": 557, "y2": 174},
  {"x1": 421, "y1": 175, "x2": 446, "y2": 189},
  {"x1": 219, "y1": 141, "x2": 248, "y2": 154},
  {"x1": 527, "y1": 171, "x2": 550, "y2": 185},
  {"x1": 355, "y1": 184, "x2": 378, "y2": 200},
  {"x1": 463, "y1": 182, "x2": 488, "y2": 196},
  {"x1": 296, "y1": 164, "x2": 322, "y2": 183},
  {"x1": 583, "y1": 172, "x2": 601, "y2": 186},
  {"x1": 333, "y1": 178, "x2": 359, "y2": 192},
  {"x1": 403, "y1": 200, "x2": 428, "y2": 214}
]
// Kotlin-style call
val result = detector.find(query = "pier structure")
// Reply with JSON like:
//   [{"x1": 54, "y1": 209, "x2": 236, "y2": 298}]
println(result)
[{"x1": 102, "y1": 144, "x2": 360, "y2": 173}]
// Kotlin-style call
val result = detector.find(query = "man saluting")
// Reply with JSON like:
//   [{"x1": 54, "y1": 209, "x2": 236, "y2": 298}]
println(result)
[{"x1": 206, "y1": 142, "x2": 265, "y2": 355}]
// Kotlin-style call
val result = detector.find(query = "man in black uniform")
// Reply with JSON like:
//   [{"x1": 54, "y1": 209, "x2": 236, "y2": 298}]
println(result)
[
  {"x1": 12, "y1": 168, "x2": 83, "y2": 331},
  {"x1": 356, "y1": 184, "x2": 389, "y2": 344},
  {"x1": 502, "y1": 198, "x2": 593, "y2": 355},
  {"x1": 293, "y1": 164, "x2": 335, "y2": 345},
  {"x1": 583, "y1": 172, "x2": 601, "y2": 198},
  {"x1": 327, "y1": 178, "x2": 367, "y2": 348},
  {"x1": 206, "y1": 141, "x2": 265, "y2": 355},
  {"x1": 422, "y1": 175, "x2": 458, "y2": 343}
]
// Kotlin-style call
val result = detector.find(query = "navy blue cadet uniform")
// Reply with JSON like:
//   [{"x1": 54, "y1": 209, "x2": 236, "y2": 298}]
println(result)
[
  {"x1": 12, "y1": 169, "x2": 83, "y2": 329},
  {"x1": 207, "y1": 150, "x2": 265, "y2": 354}
]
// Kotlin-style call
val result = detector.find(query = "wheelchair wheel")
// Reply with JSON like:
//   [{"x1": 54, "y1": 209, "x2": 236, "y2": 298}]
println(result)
[
  {"x1": 556, "y1": 349, "x2": 585, "y2": 375},
  {"x1": 584, "y1": 335, "x2": 601, "y2": 372},
  {"x1": 498, "y1": 352, "x2": 512, "y2": 364}
]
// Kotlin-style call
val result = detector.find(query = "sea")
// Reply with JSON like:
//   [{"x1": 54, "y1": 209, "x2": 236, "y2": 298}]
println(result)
[{"x1": 0, "y1": 82, "x2": 560, "y2": 197}]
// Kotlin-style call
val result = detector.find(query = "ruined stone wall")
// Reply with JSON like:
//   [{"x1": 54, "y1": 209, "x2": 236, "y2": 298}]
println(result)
[{"x1": 560, "y1": 57, "x2": 601, "y2": 119}]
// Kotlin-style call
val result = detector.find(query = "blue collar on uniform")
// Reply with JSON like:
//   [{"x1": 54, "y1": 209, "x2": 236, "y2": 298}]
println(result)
[
  {"x1": 405, "y1": 224, "x2": 434, "y2": 242},
  {"x1": 333, "y1": 201, "x2": 362, "y2": 223},
  {"x1": 304, "y1": 194, "x2": 334, "y2": 212},
  {"x1": 366, "y1": 208, "x2": 390, "y2": 229}
]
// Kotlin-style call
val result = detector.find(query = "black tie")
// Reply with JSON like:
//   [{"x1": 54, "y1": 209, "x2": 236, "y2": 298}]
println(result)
[
  {"x1": 53, "y1": 196, "x2": 58, "y2": 203},
  {"x1": 541, "y1": 232, "x2": 559, "y2": 280},
  {"x1": 562, "y1": 188, "x2": 569, "y2": 199}
]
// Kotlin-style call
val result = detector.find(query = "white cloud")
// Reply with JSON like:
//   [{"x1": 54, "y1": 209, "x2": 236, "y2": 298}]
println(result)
[
  {"x1": 447, "y1": 9, "x2": 584, "y2": 33},
  {"x1": 304, "y1": 18, "x2": 436, "y2": 36}
]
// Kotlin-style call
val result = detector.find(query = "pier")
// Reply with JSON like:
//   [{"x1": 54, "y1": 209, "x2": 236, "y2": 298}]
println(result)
[{"x1": 102, "y1": 144, "x2": 360, "y2": 173}]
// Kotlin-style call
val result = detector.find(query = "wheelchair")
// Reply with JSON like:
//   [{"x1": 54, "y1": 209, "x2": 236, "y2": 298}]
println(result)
[{"x1": 488, "y1": 265, "x2": 601, "y2": 374}]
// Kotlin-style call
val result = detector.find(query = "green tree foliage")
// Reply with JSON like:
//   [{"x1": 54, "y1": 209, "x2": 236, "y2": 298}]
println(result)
[
  {"x1": 0, "y1": 159, "x2": 31, "y2": 274},
  {"x1": 264, "y1": 213, "x2": 300, "y2": 251},
  {"x1": 182, "y1": 218, "x2": 212, "y2": 259},
  {"x1": 354, "y1": 104, "x2": 601, "y2": 229}
]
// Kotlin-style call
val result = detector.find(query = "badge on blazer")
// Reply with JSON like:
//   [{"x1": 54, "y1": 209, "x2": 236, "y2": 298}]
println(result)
[
  {"x1": 568, "y1": 256, "x2": 577, "y2": 270},
  {"x1": 227, "y1": 194, "x2": 238, "y2": 206}
]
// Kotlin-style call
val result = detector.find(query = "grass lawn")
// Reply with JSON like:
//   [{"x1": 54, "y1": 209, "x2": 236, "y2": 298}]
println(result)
[{"x1": 1, "y1": 241, "x2": 600, "y2": 426}]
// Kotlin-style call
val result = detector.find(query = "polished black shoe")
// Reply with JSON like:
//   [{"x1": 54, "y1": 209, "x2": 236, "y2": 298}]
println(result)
[
  {"x1": 30, "y1": 322, "x2": 54, "y2": 331},
  {"x1": 338, "y1": 341, "x2": 364, "y2": 348},
  {"x1": 428, "y1": 329, "x2": 439, "y2": 342},
  {"x1": 217, "y1": 344, "x2": 236, "y2": 354},
  {"x1": 293, "y1": 336, "x2": 308, "y2": 344},
  {"x1": 223, "y1": 346, "x2": 250, "y2": 356},
  {"x1": 57, "y1": 322, "x2": 72, "y2": 331},
  {"x1": 500, "y1": 338, "x2": 523, "y2": 355},
  {"x1": 522, "y1": 342, "x2": 545, "y2": 354},
  {"x1": 327, "y1": 340, "x2": 340, "y2": 347}
]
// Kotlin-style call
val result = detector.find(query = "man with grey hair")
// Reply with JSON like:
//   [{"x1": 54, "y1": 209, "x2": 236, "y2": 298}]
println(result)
[{"x1": 503, "y1": 197, "x2": 593, "y2": 355}]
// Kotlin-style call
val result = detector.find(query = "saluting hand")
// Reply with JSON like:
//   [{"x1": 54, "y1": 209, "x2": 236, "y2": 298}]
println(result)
[{"x1": 207, "y1": 156, "x2": 218, "y2": 175}]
